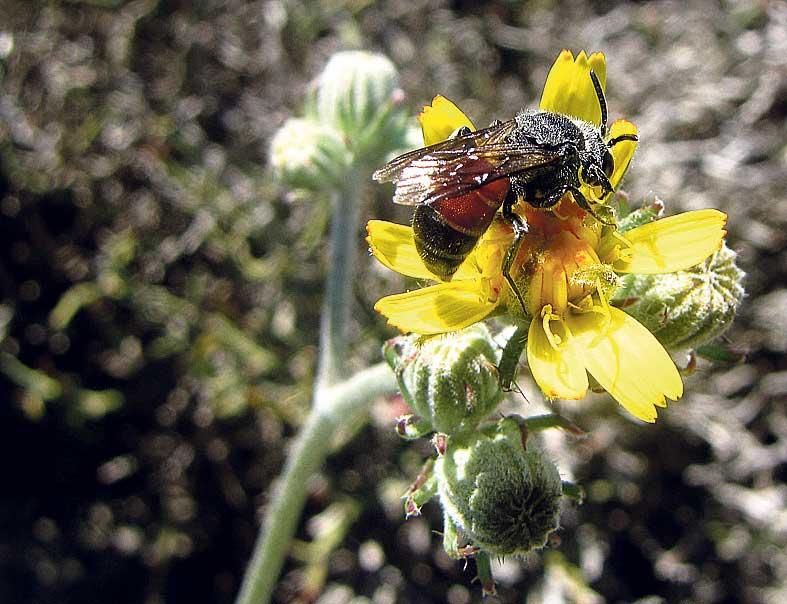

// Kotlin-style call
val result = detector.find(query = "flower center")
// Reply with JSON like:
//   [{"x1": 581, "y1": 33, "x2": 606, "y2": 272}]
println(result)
[{"x1": 511, "y1": 197, "x2": 611, "y2": 316}]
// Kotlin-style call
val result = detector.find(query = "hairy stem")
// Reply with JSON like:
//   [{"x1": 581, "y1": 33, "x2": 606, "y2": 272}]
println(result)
[
  {"x1": 236, "y1": 166, "x2": 392, "y2": 604},
  {"x1": 235, "y1": 363, "x2": 397, "y2": 604},
  {"x1": 315, "y1": 172, "x2": 364, "y2": 390}
]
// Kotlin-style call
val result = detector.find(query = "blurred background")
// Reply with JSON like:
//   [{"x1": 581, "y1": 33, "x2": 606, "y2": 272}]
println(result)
[{"x1": 1, "y1": 1, "x2": 785, "y2": 603}]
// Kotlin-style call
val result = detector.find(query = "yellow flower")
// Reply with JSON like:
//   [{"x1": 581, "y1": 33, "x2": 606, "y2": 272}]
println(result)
[
  {"x1": 369, "y1": 51, "x2": 728, "y2": 421},
  {"x1": 519, "y1": 200, "x2": 725, "y2": 421}
]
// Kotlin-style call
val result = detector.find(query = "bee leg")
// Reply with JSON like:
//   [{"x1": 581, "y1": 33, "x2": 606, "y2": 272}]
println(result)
[
  {"x1": 489, "y1": 119, "x2": 503, "y2": 127},
  {"x1": 568, "y1": 186, "x2": 591, "y2": 211},
  {"x1": 570, "y1": 186, "x2": 616, "y2": 226},
  {"x1": 501, "y1": 199, "x2": 528, "y2": 314}
]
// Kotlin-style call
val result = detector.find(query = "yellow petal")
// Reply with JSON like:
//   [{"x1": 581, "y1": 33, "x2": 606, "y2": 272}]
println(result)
[
  {"x1": 613, "y1": 209, "x2": 727, "y2": 274},
  {"x1": 567, "y1": 307, "x2": 683, "y2": 422},
  {"x1": 607, "y1": 119, "x2": 638, "y2": 190},
  {"x1": 540, "y1": 50, "x2": 607, "y2": 125},
  {"x1": 367, "y1": 220, "x2": 436, "y2": 280},
  {"x1": 527, "y1": 315, "x2": 589, "y2": 400},
  {"x1": 374, "y1": 280, "x2": 497, "y2": 335},
  {"x1": 367, "y1": 220, "x2": 483, "y2": 281},
  {"x1": 418, "y1": 95, "x2": 476, "y2": 146}
]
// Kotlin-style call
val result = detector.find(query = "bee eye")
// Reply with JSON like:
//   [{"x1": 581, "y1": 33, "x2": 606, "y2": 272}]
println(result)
[{"x1": 602, "y1": 150, "x2": 615, "y2": 178}]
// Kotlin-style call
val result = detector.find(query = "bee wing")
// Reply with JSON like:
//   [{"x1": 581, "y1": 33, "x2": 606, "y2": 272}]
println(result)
[
  {"x1": 373, "y1": 120, "x2": 517, "y2": 183},
  {"x1": 388, "y1": 144, "x2": 561, "y2": 206},
  {"x1": 373, "y1": 119, "x2": 562, "y2": 206}
]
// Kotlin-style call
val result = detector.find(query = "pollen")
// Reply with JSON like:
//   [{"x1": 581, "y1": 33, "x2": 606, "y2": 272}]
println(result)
[{"x1": 511, "y1": 197, "x2": 605, "y2": 316}]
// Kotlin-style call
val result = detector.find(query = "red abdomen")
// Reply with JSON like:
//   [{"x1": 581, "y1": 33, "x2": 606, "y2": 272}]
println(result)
[
  {"x1": 431, "y1": 173, "x2": 510, "y2": 236},
  {"x1": 412, "y1": 159, "x2": 511, "y2": 280}
]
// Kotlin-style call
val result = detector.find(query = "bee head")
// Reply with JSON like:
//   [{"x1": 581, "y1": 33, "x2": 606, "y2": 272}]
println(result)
[
  {"x1": 581, "y1": 156, "x2": 614, "y2": 197},
  {"x1": 587, "y1": 70, "x2": 638, "y2": 197},
  {"x1": 576, "y1": 120, "x2": 615, "y2": 198}
]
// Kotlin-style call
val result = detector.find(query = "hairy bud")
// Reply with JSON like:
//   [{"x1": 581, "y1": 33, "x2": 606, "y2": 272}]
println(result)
[
  {"x1": 434, "y1": 418, "x2": 563, "y2": 557},
  {"x1": 312, "y1": 51, "x2": 407, "y2": 160},
  {"x1": 269, "y1": 118, "x2": 349, "y2": 189},
  {"x1": 383, "y1": 325, "x2": 503, "y2": 435},
  {"x1": 315, "y1": 51, "x2": 398, "y2": 132},
  {"x1": 614, "y1": 242, "x2": 744, "y2": 351}
]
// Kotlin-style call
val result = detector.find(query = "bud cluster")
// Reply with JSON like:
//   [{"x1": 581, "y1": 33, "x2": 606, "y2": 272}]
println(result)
[
  {"x1": 270, "y1": 51, "x2": 410, "y2": 190},
  {"x1": 381, "y1": 197, "x2": 745, "y2": 574},
  {"x1": 384, "y1": 325, "x2": 570, "y2": 563}
]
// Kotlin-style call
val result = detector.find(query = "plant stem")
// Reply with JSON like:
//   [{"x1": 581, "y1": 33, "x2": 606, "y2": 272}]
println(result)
[
  {"x1": 236, "y1": 166, "x2": 392, "y2": 604},
  {"x1": 315, "y1": 171, "x2": 364, "y2": 391},
  {"x1": 235, "y1": 362, "x2": 397, "y2": 604},
  {"x1": 475, "y1": 551, "x2": 497, "y2": 596}
]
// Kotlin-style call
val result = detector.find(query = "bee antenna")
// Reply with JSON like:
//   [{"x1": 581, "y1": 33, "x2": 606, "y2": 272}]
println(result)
[
  {"x1": 590, "y1": 70, "x2": 607, "y2": 137},
  {"x1": 607, "y1": 133, "x2": 639, "y2": 147}
]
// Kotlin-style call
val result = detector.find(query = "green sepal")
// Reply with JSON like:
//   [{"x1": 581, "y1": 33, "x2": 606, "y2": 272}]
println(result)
[
  {"x1": 403, "y1": 458, "x2": 437, "y2": 518},
  {"x1": 695, "y1": 341, "x2": 746, "y2": 364},
  {"x1": 496, "y1": 322, "x2": 529, "y2": 390},
  {"x1": 395, "y1": 414, "x2": 433, "y2": 440},
  {"x1": 561, "y1": 481, "x2": 585, "y2": 504}
]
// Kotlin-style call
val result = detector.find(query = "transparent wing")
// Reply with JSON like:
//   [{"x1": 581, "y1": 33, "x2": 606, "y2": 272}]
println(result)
[
  {"x1": 373, "y1": 120, "x2": 518, "y2": 183},
  {"x1": 374, "y1": 120, "x2": 562, "y2": 206}
]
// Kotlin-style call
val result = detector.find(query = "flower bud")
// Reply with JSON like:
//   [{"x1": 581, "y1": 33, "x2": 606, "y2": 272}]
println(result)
[
  {"x1": 434, "y1": 418, "x2": 563, "y2": 557},
  {"x1": 616, "y1": 197, "x2": 664, "y2": 233},
  {"x1": 269, "y1": 118, "x2": 350, "y2": 190},
  {"x1": 312, "y1": 51, "x2": 407, "y2": 160},
  {"x1": 315, "y1": 51, "x2": 398, "y2": 132},
  {"x1": 613, "y1": 242, "x2": 744, "y2": 351},
  {"x1": 382, "y1": 325, "x2": 503, "y2": 435}
]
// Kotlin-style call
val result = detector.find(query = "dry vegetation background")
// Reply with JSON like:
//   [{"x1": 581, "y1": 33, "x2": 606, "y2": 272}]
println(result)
[{"x1": 1, "y1": 1, "x2": 786, "y2": 603}]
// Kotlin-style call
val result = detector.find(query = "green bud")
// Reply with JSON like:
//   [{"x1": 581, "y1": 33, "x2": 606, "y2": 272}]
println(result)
[
  {"x1": 314, "y1": 51, "x2": 398, "y2": 133},
  {"x1": 382, "y1": 325, "x2": 503, "y2": 435},
  {"x1": 312, "y1": 51, "x2": 407, "y2": 159},
  {"x1": 616, "y1": 196, "x2": 664, "y2": 232},
  {"x1": 613, "y1": 241, "x2": 744, "y2": 351},
  {"x1": 269, "y1": 118, "x2": 350, "y2": 190},
  {"x1": 435, "y1": 417, "x2": 563, "y2": 557}
]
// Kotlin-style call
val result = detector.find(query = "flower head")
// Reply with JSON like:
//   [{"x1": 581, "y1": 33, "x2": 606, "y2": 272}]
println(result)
[{"x1": 369, "y1": 51, "x2": 728, "y2": 421}]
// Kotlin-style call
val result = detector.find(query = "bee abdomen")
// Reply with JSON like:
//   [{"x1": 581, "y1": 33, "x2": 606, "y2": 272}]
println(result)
[
  {"x1": 413, "y1": 178, "x2": 509, "y2": 280},
  {"x1": 412, "y1": 204, "x2": 478, "y2": 280}
]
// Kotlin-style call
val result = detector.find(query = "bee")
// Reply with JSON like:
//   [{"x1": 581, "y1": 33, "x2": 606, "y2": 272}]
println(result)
[{"x1": 373, "y1": 71, "x2": 637, "y2": 310}]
